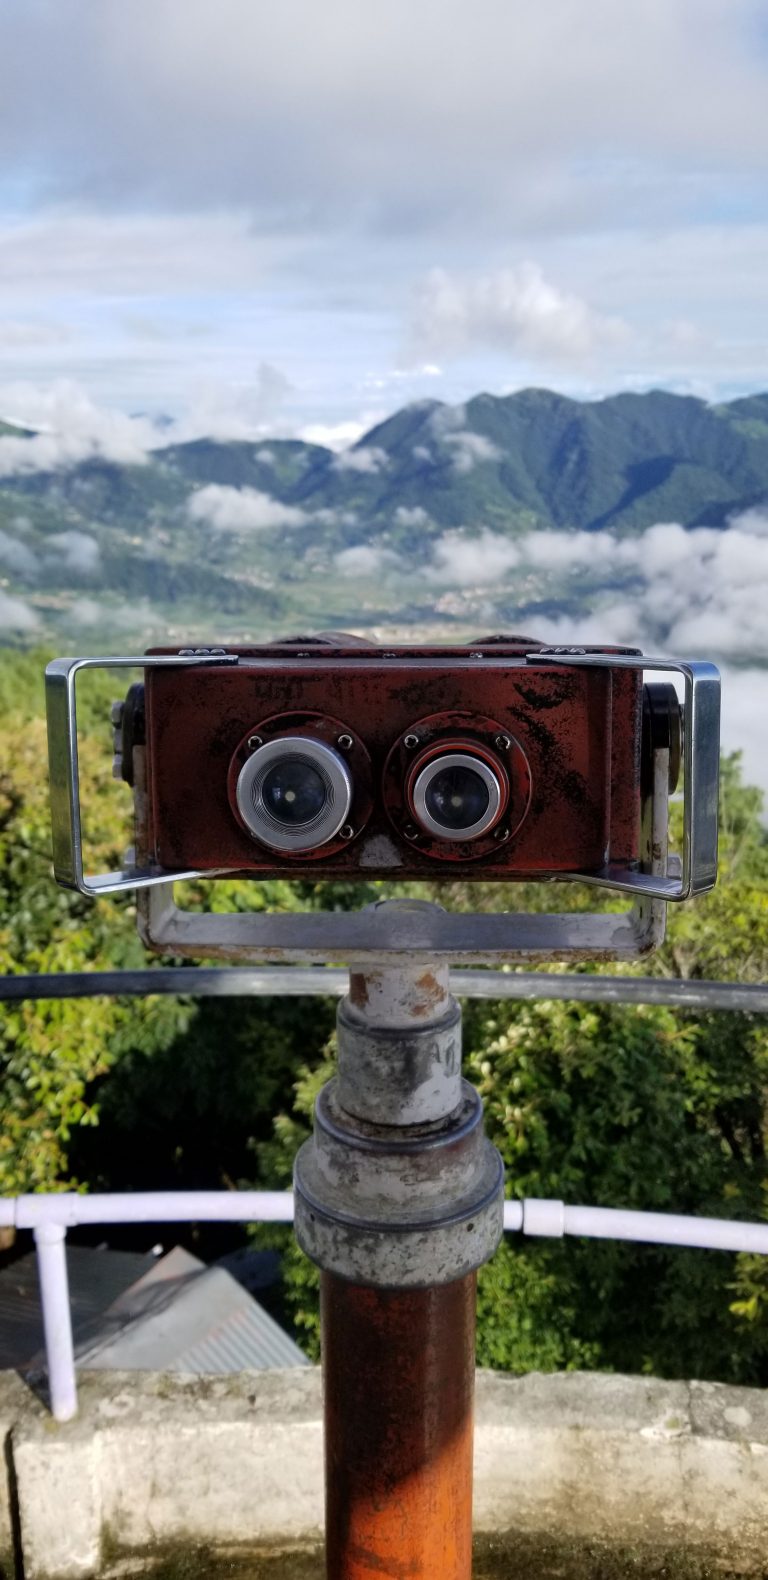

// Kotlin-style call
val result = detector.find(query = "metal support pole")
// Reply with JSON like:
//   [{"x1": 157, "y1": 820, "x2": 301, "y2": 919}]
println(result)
[
  {"x1": 322, "y1": 1273, "x2": 476, "y2": 1580},
  {"x1": 294, "y1": 900, "x2": 505, "y2": 1580},
  {"x1": 34, "y1": 1223, "x2": 78, "y2": 1422}
]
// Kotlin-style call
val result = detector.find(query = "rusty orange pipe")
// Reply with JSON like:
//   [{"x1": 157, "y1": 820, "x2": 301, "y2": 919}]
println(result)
[{"x1": 322, "y1": 1270, "x2": 476, "y2": 1580}]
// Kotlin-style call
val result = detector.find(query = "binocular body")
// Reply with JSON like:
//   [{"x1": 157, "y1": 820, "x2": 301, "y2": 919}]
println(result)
[{"x1": 138, "y1": 637, "x2": 643, "y2": 883}]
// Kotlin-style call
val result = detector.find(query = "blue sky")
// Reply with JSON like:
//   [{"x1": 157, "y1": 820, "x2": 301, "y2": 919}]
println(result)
[{"x1": 0, "y1": 0, "x2": 766, "y2": 443}]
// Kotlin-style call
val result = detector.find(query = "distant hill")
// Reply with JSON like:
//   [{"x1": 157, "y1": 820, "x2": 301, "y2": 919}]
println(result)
[{"x1": 1, "y1": 387, "x2": 767, "y2": 645}]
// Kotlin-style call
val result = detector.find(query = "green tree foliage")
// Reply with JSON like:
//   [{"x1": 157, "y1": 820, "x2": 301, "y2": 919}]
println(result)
[
  {"x1": 3, "y1": 645, "x2": 768, "y2": 1385},
  {"x1": 0, "y1": 683, "x2": 191, "y2": 1192}
]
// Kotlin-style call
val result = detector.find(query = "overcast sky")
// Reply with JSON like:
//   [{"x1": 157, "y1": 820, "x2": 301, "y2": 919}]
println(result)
[{"x1": 1, "y1": 0, "x2": 767, "y2": 439}]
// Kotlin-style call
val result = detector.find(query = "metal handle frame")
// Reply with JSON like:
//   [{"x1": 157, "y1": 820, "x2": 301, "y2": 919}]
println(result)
[
  {"x1": 45, "y1": 653, "x2": 238, "y2": 896},
  {"x1": 45, "y1": 650, "x2": 719, "y2": 907},
  {"x1": 531, "y1": 652, "x2": 720, "y2": 902}
]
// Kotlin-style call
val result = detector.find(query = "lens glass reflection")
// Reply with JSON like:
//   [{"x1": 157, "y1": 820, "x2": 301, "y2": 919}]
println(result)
[
  {"x1": 424, "y1": 763, "x2": 490, "y2": 831},
  {"x1": 261, "y1": 758, "x2": 328, "y2": 825}
]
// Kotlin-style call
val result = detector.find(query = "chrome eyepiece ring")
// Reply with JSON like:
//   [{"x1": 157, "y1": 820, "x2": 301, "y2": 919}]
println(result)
[
  {"x1": 411, "y1": 752, "x2": 503, "y2": 842},
  {"x1": 235, "y1": 736, "x2": 353, "y2": 852}
]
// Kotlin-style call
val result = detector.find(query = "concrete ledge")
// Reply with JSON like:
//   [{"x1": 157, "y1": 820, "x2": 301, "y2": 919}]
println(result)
[{"x1": 6, "y1": 1367, "x2": 768, "y2": 1577}]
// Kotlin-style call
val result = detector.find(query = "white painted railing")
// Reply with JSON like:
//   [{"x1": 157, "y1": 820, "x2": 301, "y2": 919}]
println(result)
[{"x1": 6, "y1": 1191, "x2": 768, "y2": 1422}]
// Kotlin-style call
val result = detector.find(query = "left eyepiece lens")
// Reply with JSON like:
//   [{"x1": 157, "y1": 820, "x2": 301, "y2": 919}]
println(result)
[
  {"x1": 261, "y1": 760, "x2": 328, "y2": 826},
  {"x1": 235, "y1": 736, "x2": 353, "y2": 852}
]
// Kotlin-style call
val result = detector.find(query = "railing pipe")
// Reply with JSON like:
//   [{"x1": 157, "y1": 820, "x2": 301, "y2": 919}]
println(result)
[
  {"x1": 34, "y1": 1224, "x2": 77, "y2": 1423},
  {"x1": 14, "y1": 1190, "x2": 294, "y2": 1230},
  {"x1": 515, "y1": 1199, "x2": 768, "y2": 1255},
  {"x1": 2, "y1": 967, "x2": 768, "y2": 1013}
]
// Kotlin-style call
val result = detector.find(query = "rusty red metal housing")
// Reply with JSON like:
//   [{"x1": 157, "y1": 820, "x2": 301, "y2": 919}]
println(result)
[{"x1": 143, "y1": 637, "x2": 642, "y2": 882}]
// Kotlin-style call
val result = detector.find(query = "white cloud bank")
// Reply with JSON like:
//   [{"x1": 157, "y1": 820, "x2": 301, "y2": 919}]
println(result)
[
  {"x1": 410, "y1": 264, "x2": 630, "y2": 364},
  {"x1": 330, "y1": 506, "x2": 768, "y2": 668}
]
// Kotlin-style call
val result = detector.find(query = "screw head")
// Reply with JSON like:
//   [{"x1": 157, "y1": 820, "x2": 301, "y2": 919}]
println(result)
[
  {"x1": 247, "y1": 734, "x2": 263, "y2": 751},
  {"x1": 337, "y1": 734, "x2": 354, "y2": 751},
  {"x1": 403, "y1": 733, "x2": 419, "y2": 750},
  {"x1": 494, "y1": 733, "x2": 512, "y2": 751},
  {"x1": 340, "y1": 824, "x2": 354, "y2": 840},
  {"x1": 494, "y1": 825, "x2": 510, "y2": 842},
  {"x1": 403, "y1": 823, "x2": 419, "y2": 840}
]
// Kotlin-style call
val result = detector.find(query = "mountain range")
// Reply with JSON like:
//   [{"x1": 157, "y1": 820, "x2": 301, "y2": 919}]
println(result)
[{"x1": 1, "y1": 386, "x2": 767, "y2": 647}]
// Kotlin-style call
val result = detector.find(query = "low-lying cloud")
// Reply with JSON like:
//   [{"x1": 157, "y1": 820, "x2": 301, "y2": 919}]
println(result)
[
  {"x1": 0, "y1": 529, "x2": 37, "y2": 577},
  {"x1": 332, "y1": 446, "x2": 389, "y2": 475},
  {"x1": 0, "y1": 381, "x2": 159, "y2": 475},
  {"x1": 426, "y1": 404, "x2": 502, "y2": 473},
  {"x1": 0, "y1": 589, "x2": 38, "y2": 632},
  {"x1": 428, "y1": 529, "x2": 521, "y2": 584},
  {"x1": 187, "y1": 484, "x2": 308, "y2": 532},
  {"x1": 45, "y1": 530, "x2": 101, "y2": 576},
  {"x1": 336, "y1": 544, "x2": 401, "y2": 577}
]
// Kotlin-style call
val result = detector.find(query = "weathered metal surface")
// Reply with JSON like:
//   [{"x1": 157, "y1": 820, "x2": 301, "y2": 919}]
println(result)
[
  {"x1": 336, "y1": 997, "x2": 462, "y2": 1124},
  {"x1": 295, "y1": 922, "x2": 505, "y2": 1287},
  {"x1": 294, "y1": 1079, "x2": 504, "y2": 1287},
  {"x1": 322, "y1": 1271, "x2": 476, "y2": 1580},
  {"x1": 142, "y1": 639, "x2": 642, "y2": 881},
  {"x1": 137, "y1": 883, "x2": 666, "y2": 962}
]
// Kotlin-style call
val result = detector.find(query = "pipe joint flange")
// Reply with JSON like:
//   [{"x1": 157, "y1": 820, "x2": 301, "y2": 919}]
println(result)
[{"x1": 294, "y1": 1077, "x2": 504, "y2": 1288}]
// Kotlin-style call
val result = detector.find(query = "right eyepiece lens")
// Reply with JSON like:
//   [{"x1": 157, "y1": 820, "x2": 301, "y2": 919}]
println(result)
[
  {"x1": 411, "y1": 750, "x2": 504, "y2": 842},
  {"x1": 261, "y1": 759, "x2": 328, "y2": 826},
  {"x1": 424, "y1": 764, "x2": 490, "y2": 831}
]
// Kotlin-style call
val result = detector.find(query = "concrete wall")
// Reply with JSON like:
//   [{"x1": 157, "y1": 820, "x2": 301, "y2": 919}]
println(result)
[{"x1": 3, "y1": 1367, "x2": 768, "y2": 1578}]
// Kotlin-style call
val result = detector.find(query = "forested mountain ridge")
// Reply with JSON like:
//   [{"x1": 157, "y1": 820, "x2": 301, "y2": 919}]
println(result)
[{"x1": 1, "y1": 387, "x2": 767, "y2": 645}]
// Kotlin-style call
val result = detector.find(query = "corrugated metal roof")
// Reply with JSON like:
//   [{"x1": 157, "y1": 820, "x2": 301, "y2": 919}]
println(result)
[
  {"x1": 76, "y1": 1246, "x2": 308, "y2": 1373},
  {"x1": 0, "y1": 1242, "x2": 306, "y2": 1375},
  {"x1": 0, "y1": 1246, "x2": 154, "y2": 1369}
]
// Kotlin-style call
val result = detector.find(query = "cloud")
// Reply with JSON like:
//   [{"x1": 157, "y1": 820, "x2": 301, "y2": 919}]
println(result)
[
  {"x1": 166, "y1": 364, "x2": 294, "y2": 444},
  {"x1": 0, "y1": 381, "x2": 158, "y2": 474},
  {"x1": 0, "y1": 320, "x2": 72, "y2": 348},
  {"x1": 2, "y1": 4, "x2": 765, "y2": 230},
  {"x1": 428, "y1": 529, "x2": 520, "y2": 585},
  {"x1": 67, "y1": 597, "x2": 104, "y2": 627},
  {"x1": 410, "y1": 264, "x2": 630, "y2": 364},
  {"x1": 449, "y1": 431, "x2": 502, "y2": 474},
  {"x1": 299, "y1": 420, "x2": 369, "y2": 451},
  {"x1": 335, "y1": 544, "x2": 401, "y2": 577},
  {"x1": 394, "y1": 506, "x2": 431, "y2": 527},
  {"x1": 0, "y1": 7, "x2": 767, "y2": 417},
  {"x1": 332, "y1": 446, "x2": 389, "y2": 474},
  {"x1": 187, "y1": 484, "x2": 308, "y2": 532},
  {"x1": 479, "y1": 507, "x2": 768, "y2": 663},
  {"x1": 45, "y1": 531, "x2": 101, "y2": 576},
  {"x1": 0, "y1": 590, "x2": 38, "y2": 632},
  {"x1": 0, "y1": 531, "x2": 37, "y2": 576},
  {"x1": 425, "y1": 404, "x2": 502, "y2": 472}
]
